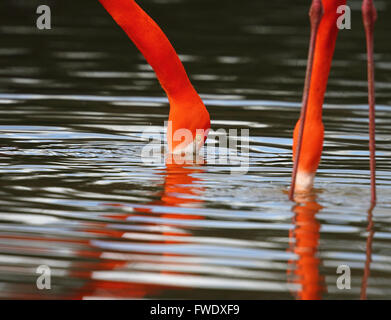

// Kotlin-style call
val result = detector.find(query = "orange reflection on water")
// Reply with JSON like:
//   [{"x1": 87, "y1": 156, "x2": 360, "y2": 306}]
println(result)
[
  {"x1": 76, "y1": 158, "x2": 206, "y2": 299},
  {"x1": 287, "y1": 193, "x2": 325, "y2": 300}
]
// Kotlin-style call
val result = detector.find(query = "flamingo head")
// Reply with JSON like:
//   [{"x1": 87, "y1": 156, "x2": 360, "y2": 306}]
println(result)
[{"x1": 167, "y1": 94, "x2": 210, "y2": 155}]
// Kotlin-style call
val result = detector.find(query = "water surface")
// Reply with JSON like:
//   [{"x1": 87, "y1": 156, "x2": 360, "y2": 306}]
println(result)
[{"x1": 0, "y1": 0, "x2": 391, "y2": 299}]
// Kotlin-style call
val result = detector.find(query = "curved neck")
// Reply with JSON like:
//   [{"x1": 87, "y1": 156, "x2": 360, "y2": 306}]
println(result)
[
  {"x1": 307, "y1": 0, "x2": 347, "y2": 122},
  {"x1": 98, "y1": 0, "x2": 198, "y2": 101}
]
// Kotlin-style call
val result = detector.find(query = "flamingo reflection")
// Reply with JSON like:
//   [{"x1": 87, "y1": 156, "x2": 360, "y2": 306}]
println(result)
[
  {"x1": 361, "y1": 204, "x2": 376, "y2": 300},
  {"x1": 75, "y1": 158, "x2": 206, "y2": 299},
  {"x1": 287, "y1": 193, "x2": 324, "y2": 300}
]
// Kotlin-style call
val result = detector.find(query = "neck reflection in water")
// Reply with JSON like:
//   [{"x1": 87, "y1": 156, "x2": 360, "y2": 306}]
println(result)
[
  {"x1": 287, "y1": 192, "x2": 324, "y2": 300},
  {"x1": 79, "y1": 157, "x2": 207, "y2": 299}
]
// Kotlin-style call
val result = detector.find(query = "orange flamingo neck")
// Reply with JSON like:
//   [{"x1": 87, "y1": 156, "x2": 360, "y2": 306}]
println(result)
[
  {"x1": 99, "y1": 0, "x2": 197, "y2": 100},
  {"x1": 305, "y1": 0, "x2": 346, "y2": 123},
  {"x1": 98, "y1": 0, "x2": 210, "y2": 153},
  {"x1": 292, "y1": 0, "x2": 347, "y2": 190}
]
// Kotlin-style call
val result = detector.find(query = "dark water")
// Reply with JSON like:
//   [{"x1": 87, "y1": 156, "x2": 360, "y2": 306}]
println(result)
[{"x1": 0, "y1": 0, "x2": 391, "y2": 299}]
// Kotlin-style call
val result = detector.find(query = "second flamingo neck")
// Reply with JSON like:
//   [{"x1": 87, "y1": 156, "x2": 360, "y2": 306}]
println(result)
[{"x1": 306, "y1": 0, "x2": 345, "y2": 123}]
